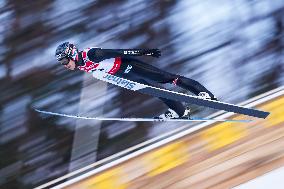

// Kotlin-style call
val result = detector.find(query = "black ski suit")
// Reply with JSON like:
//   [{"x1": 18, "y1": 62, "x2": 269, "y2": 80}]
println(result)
[{"x1": 76, "y1": 48, "x2": 215, "y2": 117}]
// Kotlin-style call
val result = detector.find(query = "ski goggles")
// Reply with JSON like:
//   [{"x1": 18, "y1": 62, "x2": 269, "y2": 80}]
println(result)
[{"x1": 58, "y1": 57, "x2": 70, "y2": 65}]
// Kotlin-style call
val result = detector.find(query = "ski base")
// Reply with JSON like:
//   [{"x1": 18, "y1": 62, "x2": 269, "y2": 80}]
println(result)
[{"x1": 35, "y1": 109, "x2": 251, "y2": 123}]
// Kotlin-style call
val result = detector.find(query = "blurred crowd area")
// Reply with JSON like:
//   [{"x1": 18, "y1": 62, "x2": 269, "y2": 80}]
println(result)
[{"x1": 0, "y1": 0, "x2": 283, "y2": 188}]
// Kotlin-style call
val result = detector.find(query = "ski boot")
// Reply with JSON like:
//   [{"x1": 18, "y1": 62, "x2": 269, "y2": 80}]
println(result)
[
  {"x1": 181, "y1": 106, "x2": 191, "y2": 119},
  {"x1": 155, "y1": 108, "x2": 180, "y2": 119},
  {"x1": 198, "y1": 92, "x2": 218, "y2": 101}
]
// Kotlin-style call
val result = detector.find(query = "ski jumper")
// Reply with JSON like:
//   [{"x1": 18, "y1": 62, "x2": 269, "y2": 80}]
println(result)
[{"x1": 75, "y1": 48, "x2": 215, "y2": 117}]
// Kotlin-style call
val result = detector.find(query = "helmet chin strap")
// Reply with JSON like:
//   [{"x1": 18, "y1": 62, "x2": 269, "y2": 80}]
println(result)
[{"x1": 75, "y1": 51, "x2": 84, "y2": 67}]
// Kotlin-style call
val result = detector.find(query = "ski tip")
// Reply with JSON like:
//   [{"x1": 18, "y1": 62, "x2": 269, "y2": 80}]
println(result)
[
  {"x1": 34, "y1": 108, "x2": 43, "y2": 113},
  {"x1": 263, "y1": 112, "x2": 270, "y2": 119}
]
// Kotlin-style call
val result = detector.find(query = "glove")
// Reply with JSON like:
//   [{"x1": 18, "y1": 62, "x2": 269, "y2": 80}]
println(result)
[{"x1": 143, "y1": 49, "x2": 161, "y2": 58}]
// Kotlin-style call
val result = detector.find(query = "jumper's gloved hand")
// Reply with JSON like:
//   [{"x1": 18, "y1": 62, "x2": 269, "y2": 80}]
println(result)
[{"x1": 143, "y1": 49, "x2": 161, "y2": 58}]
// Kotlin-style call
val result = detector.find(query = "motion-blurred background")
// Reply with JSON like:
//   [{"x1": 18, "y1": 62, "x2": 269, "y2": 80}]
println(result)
[{"x1": 0, "y1": 0, "x2": 283, "y2": 188}]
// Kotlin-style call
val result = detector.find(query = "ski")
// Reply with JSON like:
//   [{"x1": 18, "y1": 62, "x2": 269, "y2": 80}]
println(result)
[
  {"x1": 92, "y1": 71, "x2": 270, "y2": 119},
  {"x1": 35, "y1": 109, "x2": 251, "y2": 123}
]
